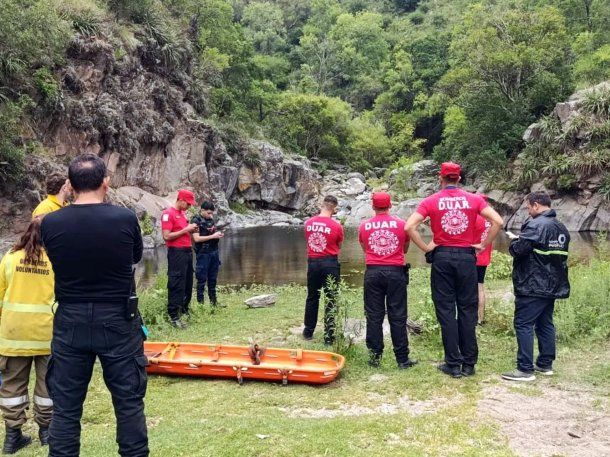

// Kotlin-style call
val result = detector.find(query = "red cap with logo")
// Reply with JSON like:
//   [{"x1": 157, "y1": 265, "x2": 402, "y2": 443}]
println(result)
[
  {"x1": 440, "y1": 162, "x2": 461, "y2": 178},
  {"x1": 372, "y1": 192, "x2": 392, "y2": 209},
  {"x1": 177, "y1": 189, "x2": 196, "y2": 205}
]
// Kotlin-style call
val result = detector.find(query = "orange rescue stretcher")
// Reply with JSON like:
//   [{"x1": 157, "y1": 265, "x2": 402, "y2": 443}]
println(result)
[{"x1": 143, "y1": 341, "x2": 345, "y2": 385}]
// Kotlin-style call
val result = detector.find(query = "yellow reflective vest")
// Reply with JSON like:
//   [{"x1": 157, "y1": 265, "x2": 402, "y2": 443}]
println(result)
[
  {"x1": 0, "y1": 249, "x2": 54, "y2": 356},
  {"x1": 32, "y1": 195, "x2": 67, "y2": 218}
]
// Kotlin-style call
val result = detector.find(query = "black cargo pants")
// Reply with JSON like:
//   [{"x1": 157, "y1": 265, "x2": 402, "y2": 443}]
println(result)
[
  {"x1": 430, "y1": 247, "x2": 479, "y2": 367},
  {"x1": 363, "y1": 265, "x2": 410, "y2": 363},
  {"x1": 47, "y1": 302, "x2": 148, "y2": 457},
  {"x1": 167, "y1": 247, "x2": 193, "y2": 319},
  {"x1": 304, "y1": 256, "x2": 340, "y2": 342}
]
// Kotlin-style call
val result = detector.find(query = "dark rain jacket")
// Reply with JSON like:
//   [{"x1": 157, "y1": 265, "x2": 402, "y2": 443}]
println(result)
[{"x1": 509, "y1": 209, "x2": 570, "y2": 299}]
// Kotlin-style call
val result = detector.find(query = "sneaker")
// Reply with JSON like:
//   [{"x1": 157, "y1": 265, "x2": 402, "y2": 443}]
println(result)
[
  {"x1": 211, "y1": 300, "x2": 227, "y2": 308},
  {"x1": 397, "y1": 358, "x2": 418, "y2": 370},
  {"x1": 302, "y1": 331, "x2": 313, "y2": 341},
  {"x1": 170, "y1": 319, "x2": 187, "y2": 329},
  {"x1": 534, "y1": 364, "x2": 554, "y2": 376},
  {"x1": 368, "y1": 353, "x2": 382, "y2": 368},
  {"x1": 438, "y1": 363, "x2": 462, "y2": 378},
  {"x1": 461, "y1": 364, "x2": 476, "y2": 377},
  {"x1": 501, "y1": 369, "x2": 536, "y2": 381}
]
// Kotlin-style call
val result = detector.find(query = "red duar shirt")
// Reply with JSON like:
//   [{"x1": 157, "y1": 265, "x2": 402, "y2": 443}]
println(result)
[
  {"x1": 358, "y1": 214, "x2": 408, "y2": 266},
  {"x1": 416, "y1": 188, "x2": 487, "y2": 247},
  {"x1": 161, "y1": 206, "x2": 192, "y2": 248},
  {"x1": 304, "y1": 216, "x2": 344, "y2": 258}
]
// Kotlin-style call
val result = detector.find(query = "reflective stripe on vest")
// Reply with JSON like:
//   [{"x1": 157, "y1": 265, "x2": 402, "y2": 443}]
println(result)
[
  {"x1": 34, "y1": 395, "x2": 53, "y2": 407},
  {"x1": 534, "y1": 249, "x2": 569, "y2": 256},
  {"x1": 0, "y1": 338, "x2": 50, "y2": 350},
  {"x1": 0, "y1": 395, "x2": 29, "y2": 407},
  {"x1": 2, "y1": 302, "x2": 53, "y2": 314}
]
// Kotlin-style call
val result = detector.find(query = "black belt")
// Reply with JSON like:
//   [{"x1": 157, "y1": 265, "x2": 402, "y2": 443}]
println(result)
[
  {"x1": 168, "y1": 247, "x2": 192, "y2": 252},
  {"x1": 198, "y1": 248, "x2": 219, "y2": 253},
  {"x1": 435, "y1": 246, "x2": 476, "y2": 254},
  {"x1": 365, "y1": 265, "x2": 404, "y2": 270},
  {"x1": 308, "y1": 256, "x2": 338, "y2": 261}
]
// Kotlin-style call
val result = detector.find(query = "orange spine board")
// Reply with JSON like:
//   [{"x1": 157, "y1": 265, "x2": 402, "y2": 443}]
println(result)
[{"x1": 144, "y1": 341, "x2": 345, "y2": 385}]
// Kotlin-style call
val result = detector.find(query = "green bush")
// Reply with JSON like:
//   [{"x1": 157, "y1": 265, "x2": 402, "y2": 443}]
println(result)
[
  {"x1": 555, "y1": 258, "x2": 610, "y2": 343},
  {"x1": 266, "y1": 92, "x2": 353, "y2": 164},
  {"x1": 140, "y1": 213, "x2": 154, "y2": 236},
  {"x1": 487, "y1": 252, "x2": 513, "y2": 281},
  {"x1": 34, "y1": 67, "x2": 62, "y2": 112},
  {"x1": 56, "y1": 0, "x2": 106, "y2": 35},
  {"x1": 0, "y1": 0, "x2": 71, "y2": 86},
  {"x1": 138, "y1": 274, "x2": 169, "y2": 326},
  {"x1": 0, "y1": 97, "x2": 33, "y2": 187}
]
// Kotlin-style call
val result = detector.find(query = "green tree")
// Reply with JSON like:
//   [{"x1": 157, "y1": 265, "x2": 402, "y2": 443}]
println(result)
[
  {"x1": 350, "y1": 115, "x2": 393, "y2": 168},
  {"x1": 436, "y1": 3, "x2": 574, "y2": 173},
  {"x1": 266, "y1": 92, "x2": 352, "y2": 163},
  {"x1": 241, "y1": 2, "x2": 287, "y2": 55},
  {"x1": 328, "y1": 11, "x2": 390, "y2": 108}
]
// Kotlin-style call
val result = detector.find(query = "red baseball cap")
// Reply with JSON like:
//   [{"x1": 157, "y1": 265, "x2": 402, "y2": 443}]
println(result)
[
  {"x1": 372, "y1": 192, "x2": 392, "y2": 209},
  {"x1": 177, "y1": 189, "x2": 195, "y2": 205},
  {"x1": 440, "y1": 162, "x2": 461, "y2": 178}
]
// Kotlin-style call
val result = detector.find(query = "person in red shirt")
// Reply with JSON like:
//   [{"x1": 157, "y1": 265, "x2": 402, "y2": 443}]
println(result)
[
  {"x1": 358, "y1": 192, "x2": 417, "y2": 369},
  {"x1": 406, "y1": 163, "x2": 503, "y2": 378},
  {"x1": 474, "y1": 195, "x2": 493, "y2": 325},
  {"x1": 303, "y1": 195, "x2": 344, "y2": 345},
  {"x1": 161, "y1": 189, "x2": 198, "y2": 328}
]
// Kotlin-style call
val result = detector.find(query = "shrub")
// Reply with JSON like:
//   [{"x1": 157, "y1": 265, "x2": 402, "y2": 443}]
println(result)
[
  {"x1": 34, "y1": 68, "x2": 63, "y2": 112},
  {"x1": 581, "y1": 85, "x2": 610, "y2": 117},
  {"x1": 266, "y1": 92, "x2": 352, "y2": 163},
  {"x1": 0, "y1": 0, "x2": 71, "y2": 86},
  {"x1": 555, "y1": 258, "x2": 610, "y2": 343},
  {"x1": 0, "y1": 97, "x2": 33, "y2": 187},
  {"x1": 140, "y1": 213, "x2": 154, "y2": 236},
  {"x1": 487, "y1": 251, "x2": 513, "y2": 281},
  {"x1": 321, "y1": 279, "x2": 362, "y2": 355},
  {"x1": 55, "y1": 0, "x2": 106, "y2": 36}
]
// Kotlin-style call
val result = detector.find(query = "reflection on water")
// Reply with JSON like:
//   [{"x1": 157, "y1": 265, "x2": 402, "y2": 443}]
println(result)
[{"x1": 137, "y1": 226, "x2": 603, "y2": 288}]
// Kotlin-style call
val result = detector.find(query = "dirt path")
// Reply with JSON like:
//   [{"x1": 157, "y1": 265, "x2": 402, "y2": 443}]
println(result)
[{"x1": 479, "y1": 382, "x2": 609, "y2": 457}]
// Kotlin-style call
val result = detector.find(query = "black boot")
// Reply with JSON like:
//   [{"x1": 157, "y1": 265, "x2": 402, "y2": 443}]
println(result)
[
  {"x1": 2, "y1": 426, "x2": 32, "y2": 454},
  {"x1": 38, "y1": 426, "x2": 49, "y2": 446},
  {"x1": 368, "y1": 352, "x2": 382, "y2": 368}
]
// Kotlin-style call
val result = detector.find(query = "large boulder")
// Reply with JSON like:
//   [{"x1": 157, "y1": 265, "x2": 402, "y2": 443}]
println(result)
[
  {"x1": 506, "y1": 193, "x2": 610, "y2": 231},
  {"x1": 236, "y1": 141, "x2": 320, "y2": 211},
  {"x1": 388, "y1": 159, "x2": 437, "y2": 192}
]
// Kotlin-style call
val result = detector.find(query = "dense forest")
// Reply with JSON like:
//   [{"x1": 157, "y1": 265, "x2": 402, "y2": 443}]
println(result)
[{"x1": 1, "y1": 0, "x2": 609, "y2": 191}]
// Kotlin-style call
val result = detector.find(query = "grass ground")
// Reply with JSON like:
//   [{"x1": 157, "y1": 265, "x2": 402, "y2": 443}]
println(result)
[{"x1": 13, "y1": 262, "x2": 610, "y2": 457}]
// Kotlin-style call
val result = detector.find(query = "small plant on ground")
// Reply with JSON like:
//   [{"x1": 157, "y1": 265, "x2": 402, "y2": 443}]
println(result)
[
  {"x1": 140, "y1": 213, "x2": 154, "y2": 236},
  {"x1": 321, "y1": 278, "x2": 361, "y2": 355}
]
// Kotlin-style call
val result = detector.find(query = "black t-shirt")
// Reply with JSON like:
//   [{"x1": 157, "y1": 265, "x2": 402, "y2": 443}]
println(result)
[
  {"x1": 191, "y1": 215, "x2": 219, "y2": 253},
  {"x1": 41, "y1": 203, "x2": 143, "y2": 303}
]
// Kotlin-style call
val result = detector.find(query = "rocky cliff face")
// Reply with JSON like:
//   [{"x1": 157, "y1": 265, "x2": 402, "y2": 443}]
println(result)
[
  {"x1": 2, "y1": 36, "x2": 607, "y2": 241},
  {"x1": 1, "y1": 35, "x2": 320, "y2": 239}
]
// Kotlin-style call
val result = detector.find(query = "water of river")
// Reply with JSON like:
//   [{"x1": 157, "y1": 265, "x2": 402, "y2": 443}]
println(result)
[{"x1": 137, "y1": 226, "x2": 603, "y2": 288}]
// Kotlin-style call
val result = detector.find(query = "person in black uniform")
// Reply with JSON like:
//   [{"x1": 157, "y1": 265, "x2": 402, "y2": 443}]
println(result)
[
  {"x1": 191, "y1": 201, "x2": 224, "y2": 307},
  {"x1": 41, "y1": 154, "x2": 148, "y2": 456},
  {"x1": 502, "y1": 191, "x2": 570, "y2": 382}
]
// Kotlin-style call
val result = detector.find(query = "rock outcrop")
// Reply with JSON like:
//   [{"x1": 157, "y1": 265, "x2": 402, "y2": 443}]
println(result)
[{"x1": 1, "y1": 35, "x2": 321, "y2": 241}]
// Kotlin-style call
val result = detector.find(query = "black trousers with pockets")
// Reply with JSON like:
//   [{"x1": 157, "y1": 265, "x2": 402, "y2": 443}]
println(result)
[
  {"x1": 167, "y1": 247, "x2": 193, "y2": 319},
  {"x1": 304, "y1": 257, "x2": 340, "y2": 342},
  {"x1": 363, "y1": 265, "x2": 410, "y2": 363},
  {"x1": 47, "y1": 302, "x2": 148, "y2": 457},
  {"x1": 430, "y1": 247, "x2": 479, "y2": 367}
]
